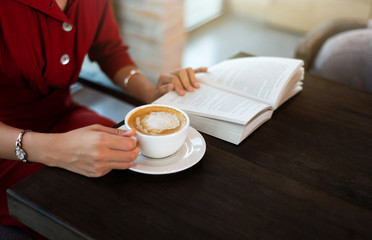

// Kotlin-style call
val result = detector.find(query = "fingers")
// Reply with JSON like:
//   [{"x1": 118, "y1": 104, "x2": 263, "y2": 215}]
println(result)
[
  {"x1": 87, "y1": 138, "x2": 140, "y2": 177},
  {"x1": 174, "y1": 67, "x2": 208, "y2": 91},
  {"x1": 58, "y1": 125, "x2": 141, "y2": 178},
  {"x1": 87, "y1": 146, "x2": 139, "y2": 177},
  {"x1": 93, "y1": 124, "x2": 135, "y2": 137},
  {"x1": 157, "y1": 66, "x2": 208, "y2": 97},
  {"x1": 178, "y1": 68, "x2": 194, "y2": 92},
  {"x1": 86, "y1": 124, "x2": 138, "y2": 151},
  {"x1": 104, "y1": 130, "x2": 138, "y2": 151},
  {"x1": 83, "y1": 160, "x2": 135, "y2": 178},
  {"x1": 120, "y1": 129, "x2": 136, "y2": 137},
  {"x1": 186, "y1": 67, "x2": 200, "y2": 88},
  {"x1": 157, "y1": 83, "x2": 174, "y2": 96},
  {"x1": 158, "y1": 74, "x2": 186, "y2": 96},
  {"x1": 193, "y1": 66, "x2": 208, "y2": 73},
  {"x1": 107, "y1": 146, "x2": 140, "y2": 163}
]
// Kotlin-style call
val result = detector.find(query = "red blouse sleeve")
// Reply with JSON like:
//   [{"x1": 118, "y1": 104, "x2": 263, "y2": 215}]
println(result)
[{"x1": 88, "y1": 0, "x2": 135, "y2": 80}]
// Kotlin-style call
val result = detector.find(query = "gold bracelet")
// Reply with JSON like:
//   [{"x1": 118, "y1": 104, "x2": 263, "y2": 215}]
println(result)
[{"x1": 123, "y1": 69, "x2": 143, "y2": 87}]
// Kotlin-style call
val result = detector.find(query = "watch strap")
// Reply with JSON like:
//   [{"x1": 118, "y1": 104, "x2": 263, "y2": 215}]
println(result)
[{"x1": 15, "y1": 130, "x2": 32, "y2": 163}]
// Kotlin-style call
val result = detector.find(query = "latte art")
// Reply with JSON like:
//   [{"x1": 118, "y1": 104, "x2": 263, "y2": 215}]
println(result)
[
  {"x1": 135, "y1": 112, "x2": 182, "y2": 134},
  {"x1": 128, "y1": 106, "x2": 187, "y2": 136}
]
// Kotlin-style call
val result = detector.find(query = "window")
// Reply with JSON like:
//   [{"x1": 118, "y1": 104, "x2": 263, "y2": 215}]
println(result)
[{"x1": 184, "y1": 0, "x2": 224, "y2": 31}]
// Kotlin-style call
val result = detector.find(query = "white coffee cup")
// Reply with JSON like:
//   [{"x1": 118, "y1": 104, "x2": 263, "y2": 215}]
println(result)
[{"x1": 124, "y1": 104, "x2": 190, "y2": 158}]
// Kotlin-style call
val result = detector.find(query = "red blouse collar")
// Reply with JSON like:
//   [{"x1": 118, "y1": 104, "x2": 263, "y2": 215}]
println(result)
[{"x1": 14, "y1": 0, "x2": 77, "y2": 23}]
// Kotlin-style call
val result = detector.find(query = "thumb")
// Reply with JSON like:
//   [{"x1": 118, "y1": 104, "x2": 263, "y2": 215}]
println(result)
[
  {"x1": 158, "y1": 83, "x2": 174, "y2": 95},
  {"x1": 194, "y1": 67, "x2": 208, "y2": 73},
  {"x1": 96, "y1": 125, "x2": 136, "y2": 137},
  {"x1": 120, "y1": 129, "x2": 136, "y2": 137}
]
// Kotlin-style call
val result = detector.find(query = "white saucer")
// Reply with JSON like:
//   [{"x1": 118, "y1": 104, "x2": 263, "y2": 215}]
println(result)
[{"x1": 129, "y1": 127, "x2": 206, "y2": 175}]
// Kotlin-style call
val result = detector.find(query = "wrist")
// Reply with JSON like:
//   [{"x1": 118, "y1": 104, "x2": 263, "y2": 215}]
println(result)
[
  {"x1": 123, "y1": 68, "x2": 144, "y2": 88},
  {"x1": 114, "y1": 66, "x2": 156, "y2": 103},
  {"x1": 146, "y1": 85, "x2": 158, "y2": 103},
  {"x1": 22, "y1": 132, "x2": 55, "y2": 166}
]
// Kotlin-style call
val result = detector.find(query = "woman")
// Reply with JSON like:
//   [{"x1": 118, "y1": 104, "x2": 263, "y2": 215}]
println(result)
[{"x1": 0, "y1": 0, "x2": 206, "y2": 238}]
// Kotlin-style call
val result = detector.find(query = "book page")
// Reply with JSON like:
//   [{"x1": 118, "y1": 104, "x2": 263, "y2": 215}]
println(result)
[
  {"x1": 154, "y1": 84, "x2": 271, "y2": 125},
  {"x1": 276, "y1": 68, "x2": 304, "y2": 108},
  {"x1": 196, "y1": 57, "x2": 303, "y2": 107},
  {"x1": 188, "y1": 110, "x2": 273, "y2": 145}
]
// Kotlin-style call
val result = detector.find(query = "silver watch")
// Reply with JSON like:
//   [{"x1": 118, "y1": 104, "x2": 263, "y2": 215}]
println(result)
[{"x1": 15, "y1": 130, "x2": 32, "y2": 163}]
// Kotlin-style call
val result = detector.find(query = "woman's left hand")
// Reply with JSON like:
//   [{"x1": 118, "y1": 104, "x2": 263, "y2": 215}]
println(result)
[{"x1": 150, "y1": 67, "x2": 208, "y2": 102}]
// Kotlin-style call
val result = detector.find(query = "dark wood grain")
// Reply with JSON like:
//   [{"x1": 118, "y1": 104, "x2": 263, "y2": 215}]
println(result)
[{"x1": 7, "y1": 67, "x2": 372, "y2": 239}]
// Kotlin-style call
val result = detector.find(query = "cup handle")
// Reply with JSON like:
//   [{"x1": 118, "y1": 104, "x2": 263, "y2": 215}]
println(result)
[
  {"x1": 119, "y1": 125, "x2": 140, "y2": 155},
  {"x1": 118, "y1": 125, "x2": 137, "y2": 140},
  {"x1": 118, "y1": 124, "x2": 128, "y2": 130}
]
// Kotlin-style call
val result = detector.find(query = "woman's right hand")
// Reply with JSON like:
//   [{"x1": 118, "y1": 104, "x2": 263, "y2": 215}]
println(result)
[{"x1": 30, "y1": 124, "x2": 140, "y2": 177}]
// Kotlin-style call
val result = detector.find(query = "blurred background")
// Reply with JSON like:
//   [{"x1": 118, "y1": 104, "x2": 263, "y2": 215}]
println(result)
[{"x1": 74, "y1": 0, "x2": 372, "y2": 122}]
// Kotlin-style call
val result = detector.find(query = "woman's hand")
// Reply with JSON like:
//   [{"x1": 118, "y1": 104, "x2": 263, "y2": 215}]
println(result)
[
  {"x1": 150, "y1": 67, "x2": 208, "y2": 102},
  {"x1": 35, "y1": 125, "x2": 140, "y2": 178}
]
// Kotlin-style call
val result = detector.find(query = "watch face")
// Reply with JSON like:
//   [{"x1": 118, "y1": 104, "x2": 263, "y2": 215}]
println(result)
[{"x1": 16, "y1": 148, "x2": 26, "y2": 160}]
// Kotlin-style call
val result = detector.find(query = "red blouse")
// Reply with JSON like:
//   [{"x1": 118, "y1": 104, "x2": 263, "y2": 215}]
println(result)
[
  {"x1": 0, "y1": 0, "x2": 135, "y2": 131},
  {"x1": 0, "y1": 0, "x2": 135, "y2": 231}
]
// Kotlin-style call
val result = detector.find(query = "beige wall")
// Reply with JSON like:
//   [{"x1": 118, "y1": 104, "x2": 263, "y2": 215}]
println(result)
[{"x1": 229, "y1": 0, "x2": 372, "y2": 33}]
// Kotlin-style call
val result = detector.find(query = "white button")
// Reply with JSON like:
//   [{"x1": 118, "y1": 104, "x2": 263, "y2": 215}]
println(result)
[
  {"x1": 60, "y1": 54, "x2": 70, "y2": 65},
  {"x1": 62, "y1": 22, "x2": 73, "y2": 32}
]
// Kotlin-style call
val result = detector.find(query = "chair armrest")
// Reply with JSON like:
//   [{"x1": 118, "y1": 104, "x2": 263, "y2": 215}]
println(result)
[{"x1": 295, "y1": 19, "x2": 367, "y2": 70}]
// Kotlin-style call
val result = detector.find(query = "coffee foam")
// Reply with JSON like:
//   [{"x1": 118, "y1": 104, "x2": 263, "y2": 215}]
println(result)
[
  {"x1": 128, "y1": 106, "x2": 187, "y2": 136},
  {"x1": 136, "y1": 112, "x2": 181, "y2": 135}
]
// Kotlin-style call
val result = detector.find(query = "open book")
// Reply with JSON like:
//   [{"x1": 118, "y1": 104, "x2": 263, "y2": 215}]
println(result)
[{"x1": 153, "y1": 56, "x2": 304, "y2": 144}]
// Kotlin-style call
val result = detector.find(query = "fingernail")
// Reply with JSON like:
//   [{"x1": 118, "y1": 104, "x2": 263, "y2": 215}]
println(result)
[{"x1": 123, "y1": 129, "x2": 135, "y2": 136}]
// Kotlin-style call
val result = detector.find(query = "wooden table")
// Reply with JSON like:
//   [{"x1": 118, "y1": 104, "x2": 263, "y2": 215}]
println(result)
[{"x1": 7, "y1": 70, "x2": 372, "y2": 239}]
